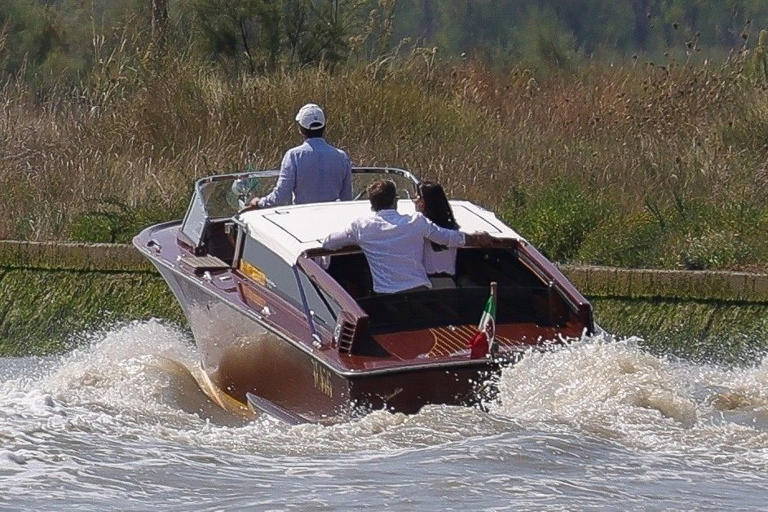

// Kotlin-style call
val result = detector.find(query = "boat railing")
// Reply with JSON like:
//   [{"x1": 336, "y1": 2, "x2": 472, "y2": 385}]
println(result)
[{"x1": 516, "y1": 243, "x2": 594, "y2": 333}]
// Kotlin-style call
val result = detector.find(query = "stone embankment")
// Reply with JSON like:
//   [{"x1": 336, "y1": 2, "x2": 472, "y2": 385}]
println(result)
[{"x1": 1, "y1": 241, "x2": 766, "y2": 362}]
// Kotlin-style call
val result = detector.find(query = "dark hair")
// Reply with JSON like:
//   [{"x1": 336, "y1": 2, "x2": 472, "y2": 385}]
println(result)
[
  {"x1": 418, "y1": 181, "x2": 458, "y2": 251},
  {"x1": 368, "y1": 180, "x2": 397, "y2": 211},
  {"x1": 300, "y1": 126, "x2": 325, "y2": 138}
]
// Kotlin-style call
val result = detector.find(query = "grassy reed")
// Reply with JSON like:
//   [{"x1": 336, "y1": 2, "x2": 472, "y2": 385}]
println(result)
[{"x1": 0, "y1": 50, "x2": 766, "y2": 269}]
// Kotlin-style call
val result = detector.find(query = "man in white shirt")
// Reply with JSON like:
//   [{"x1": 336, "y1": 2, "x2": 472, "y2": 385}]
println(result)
[
  {"x1": 247, "y1": 103, "x2": 352, "y2": 208},
  {"x1": 322, "y1": 180, "x2": 491, "y2": 294}
]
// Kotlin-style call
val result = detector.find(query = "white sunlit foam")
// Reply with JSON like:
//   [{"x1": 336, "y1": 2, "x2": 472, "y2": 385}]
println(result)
[
  {"x1": 0, "y1": 320, "x2": 279, "y2": 469},
  {"x1": 487, "y1": 334, "x2": 768, "y2": 464},
  {"x1": 5, "y1": 321, "x2": 768, "y2": 465},
  {"x1": 3, "y1": 320, "x2": 502, "y2": 458},
  {"x1": 33, "y1": 320, "x2": 224, "y2": 425}
]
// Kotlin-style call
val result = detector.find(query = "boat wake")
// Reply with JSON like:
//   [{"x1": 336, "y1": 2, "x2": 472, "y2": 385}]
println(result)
[
  {"x1": 490, "y1": 337, "x2": 768, "y2": 465},
  {"x1": 2, "y1": 321, "x2": 767, "y2": 465}
]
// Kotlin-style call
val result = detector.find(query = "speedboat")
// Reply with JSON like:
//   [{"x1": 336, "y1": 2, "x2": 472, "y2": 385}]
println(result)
[{"x1": 133, "y1": 168, "x2": 595, "y2": 423}]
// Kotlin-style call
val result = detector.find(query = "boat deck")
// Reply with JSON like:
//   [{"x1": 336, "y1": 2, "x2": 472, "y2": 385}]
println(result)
[{"x1": 373, "y1": 322, "x2": 584, "y2": 361}]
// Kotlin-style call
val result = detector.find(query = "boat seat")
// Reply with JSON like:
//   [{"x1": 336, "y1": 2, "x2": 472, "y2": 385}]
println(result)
[
  {"x1": 328, "y1": 252, "x2": 374, "y2": 298},
  {"x1": 429, "y1": 275, "x2": 456, "y2": 289},
  {"x1": 179, "y1": 255, "x2": 230, "y2": 273}
]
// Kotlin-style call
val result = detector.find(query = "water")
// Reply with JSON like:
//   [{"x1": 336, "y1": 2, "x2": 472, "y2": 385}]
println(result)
[{"x1": 1, "y1": 320, "x2": 767, "y2": 511}]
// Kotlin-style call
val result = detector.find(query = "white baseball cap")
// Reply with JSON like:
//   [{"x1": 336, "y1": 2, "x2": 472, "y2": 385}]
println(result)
[{"x1": 295, "y1": 103, "x2": 326, "y2": 129}]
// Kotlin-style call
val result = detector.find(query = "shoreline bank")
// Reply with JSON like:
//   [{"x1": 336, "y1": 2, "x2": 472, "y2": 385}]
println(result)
[{"x1": 1, "y1": 241, "x2": 766, "y2": 361}]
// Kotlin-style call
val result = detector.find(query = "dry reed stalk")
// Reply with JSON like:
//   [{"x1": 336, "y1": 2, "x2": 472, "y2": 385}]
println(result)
[{"x1": 0, "y1": 55, "x2": 763, "y2": 264}]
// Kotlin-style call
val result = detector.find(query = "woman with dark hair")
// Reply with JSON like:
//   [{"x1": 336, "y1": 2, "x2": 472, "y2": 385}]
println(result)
[{"x1": 415, "y1": 181, "x2": 459, "y2": 287}]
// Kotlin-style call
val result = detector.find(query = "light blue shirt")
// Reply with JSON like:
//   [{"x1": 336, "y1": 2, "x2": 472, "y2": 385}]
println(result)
[
  {"x1": 322, "y1": 210, "x2": 466, "y2": 294},
  {"x1": 259, "y1": 138, "x2": 352, "y2": 207}
]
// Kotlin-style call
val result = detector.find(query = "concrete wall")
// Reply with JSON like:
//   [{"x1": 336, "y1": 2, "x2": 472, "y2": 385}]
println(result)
[
  {"x1": 0, "y1": 241, "x2": 180, "y2": 356},
  {"x1": 0, "y1": 241, "x2": 151, "y2": 271},
  {"x1": 2, "y1": 241, "x2": 765, "y2": 302},
  {"x1": 559, "y1": 264, "x2": 768, "y2": 303}
]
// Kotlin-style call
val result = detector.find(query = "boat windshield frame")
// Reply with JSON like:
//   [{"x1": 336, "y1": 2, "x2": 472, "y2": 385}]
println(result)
[{"x1": 178, "y1": 167, "x2": 420, "y2": 251}]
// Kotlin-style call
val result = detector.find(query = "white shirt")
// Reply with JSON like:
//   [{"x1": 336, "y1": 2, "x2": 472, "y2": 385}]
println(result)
[
  {"x1": 322, "y1": 210, "x2": 466, "y2": 294},
  {"x1": 423, "y1": 243, "x2": 457, "y2": 275},
  {"x1": 259, "y1": 138, "x2": 352, "y2": 207}
]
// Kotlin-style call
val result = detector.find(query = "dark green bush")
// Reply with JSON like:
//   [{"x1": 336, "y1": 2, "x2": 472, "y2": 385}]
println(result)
[
  {"x1": 676, "y1": 229, "x2": 751, "y2": 270},
  {"x1": 576, "y1": 198, "x2": 767, "y2": 270},
  {"x1": 500, "y1": 179, "x2": 606, "y2": 261},
  {"x1": 524, "y1": 188, "x2": 768, "y2": 270},
  {"x1": 660, "y1": 201, "x2": 765, "y2": 270},
  {"x1": 69, "y1": 196, "x2": 186, "y2": 243},
  {"x1": 577, "y1": 212, "x2": 664, "y2": 268}
]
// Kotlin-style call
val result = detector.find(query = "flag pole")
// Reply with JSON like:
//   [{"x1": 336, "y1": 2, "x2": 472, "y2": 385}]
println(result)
[{"x1": 488, "y1": 281, "x2": 498, "y2": 357}]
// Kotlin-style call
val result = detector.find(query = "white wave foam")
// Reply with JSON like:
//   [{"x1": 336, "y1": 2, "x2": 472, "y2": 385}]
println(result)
[
  {"x1": 2, "y1": 323, "x2": 768, "y2": 466},
  {"x1": 488, "y1": 335, "x2": 768, "y2": 463}
]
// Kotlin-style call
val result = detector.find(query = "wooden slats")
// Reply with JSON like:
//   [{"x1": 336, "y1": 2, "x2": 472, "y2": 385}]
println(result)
[
  {"x1": 426, "y1": 325, "x2": 515, "y2": 358},
  {"x1": 179, "y1": 255, "x2": 230, "y2": 271}
]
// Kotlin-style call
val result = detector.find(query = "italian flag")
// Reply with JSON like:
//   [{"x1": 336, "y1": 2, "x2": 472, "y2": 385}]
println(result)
[{"x1": 469, "y1": 282, "x2": 498, "y2": 359}]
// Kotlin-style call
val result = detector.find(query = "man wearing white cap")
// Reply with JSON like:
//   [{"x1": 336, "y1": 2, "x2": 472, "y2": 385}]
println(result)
[{"x1": 248, "y1": 103, "x2": 352, "y2": 208}]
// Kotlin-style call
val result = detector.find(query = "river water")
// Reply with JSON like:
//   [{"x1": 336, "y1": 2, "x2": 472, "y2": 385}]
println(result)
[{"x1": 1, "y1": 320, "x2": 767, "y2": 511}]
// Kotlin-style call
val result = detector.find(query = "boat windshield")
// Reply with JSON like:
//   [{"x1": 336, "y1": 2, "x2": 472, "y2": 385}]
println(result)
[
  {"x1": 180, "y1": 168, "x2": 420, "y2": 250},
  {"x1": 179, "y1": 171, "x2": 279, "y2": 248}
]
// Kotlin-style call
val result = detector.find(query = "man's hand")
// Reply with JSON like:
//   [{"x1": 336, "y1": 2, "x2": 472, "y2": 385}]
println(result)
[
  {"x1": 465, "y1": 231, "x2": 495, "y2": 247},
  {"x1": 238, "y1": 197, "x2": 262, "y2": 214}
]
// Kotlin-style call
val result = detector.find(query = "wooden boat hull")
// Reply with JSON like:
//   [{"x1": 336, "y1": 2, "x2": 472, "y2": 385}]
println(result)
[{"x1": 153, "y1": 261, "x2": 500, "y2": 422}]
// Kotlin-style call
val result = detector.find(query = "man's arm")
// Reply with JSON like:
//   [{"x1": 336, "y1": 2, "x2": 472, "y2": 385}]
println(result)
[
  {"x1": 464, "y1": 232, "x2": 495, "y2": 247},
  {"x1": 322, "y1": 222, "x2": 359, "y2": 250},
  {"x1": 257, "y1": 152, "x2": 297, "y2": 208},
  {"x1": 422, "y1": 217, "x2": 466, "y2": 247},
  {"x1": 422, "y1": 216, "x2": 494, "y2": 248}
]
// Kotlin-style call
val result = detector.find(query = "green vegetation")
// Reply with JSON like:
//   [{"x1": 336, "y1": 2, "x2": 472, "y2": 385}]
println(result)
[
  {"x1": 0, "y1": 1, "x2": 767, "y2": 272},
  {"x1": 593, "y1": 298, "x2": 768, "y2": 366},
  {"x1": 0, "y1": 269, "x2": 183, "y2": 356},
  {"x1": 5, "y1": 1, "x2": 768, "y2": 81}
]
